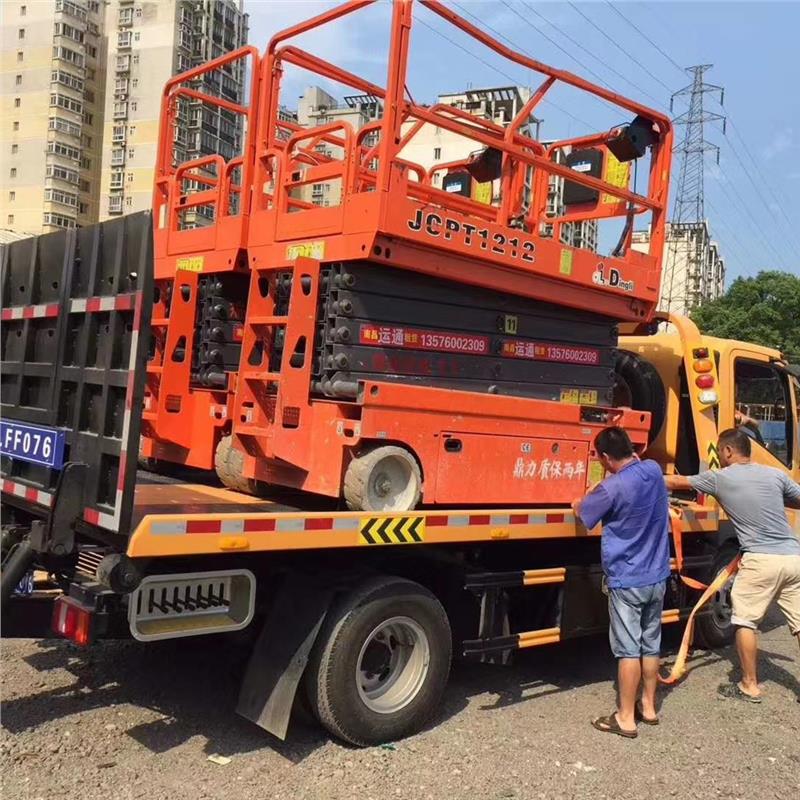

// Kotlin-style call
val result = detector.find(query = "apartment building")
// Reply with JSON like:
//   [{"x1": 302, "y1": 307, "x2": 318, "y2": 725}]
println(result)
[
  {"x1": 100, "y1": 0, "x2": 248, "y2": 220},
  {"x1": 295, "y1": 86, "x2": 382, "y2": 207},
  {"x1": 2, "y1": 0, "x2": 107, "y2": 236},
  {"x1": 632, "y1": 220, "x2": 726, "y2": 315}
]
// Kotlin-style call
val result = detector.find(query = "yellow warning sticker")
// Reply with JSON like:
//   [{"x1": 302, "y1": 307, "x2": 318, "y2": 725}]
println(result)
[
  {"x1": 503, "y1": 314, "x2": 519, "y2": 334},
  {"x1": 579, "y1": 389, "x2": 598, "y2": 404},
  {"x1": 560, "y1": 389, "x2": 580, "y2": 404},
  {"x1": 286, "y1": 240, "x2": 326, "y2": 261},
  {"x1": 360, "y1": 516, "x2": 426, "y2": 545},
  {"x1": 472, "y1": 181, "x2": 493, "y2": 205},
  {"x1": 176, "y1": 256, "x2": 204, "y2": 273},
  {"x1": 559, "y1": 248, "x2": 573, "y2": 275},
  {"x1": 601, "y1": 151, "x2": 630, "y2": 205},
  {"x1": 560, "y1": 388, "x2": 598, "y2": 405}
]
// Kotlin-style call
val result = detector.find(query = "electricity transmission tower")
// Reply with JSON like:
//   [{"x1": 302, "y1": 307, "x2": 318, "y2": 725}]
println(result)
[{"x1": 662, "y1": 65, "x2": 726, "y2": 314}]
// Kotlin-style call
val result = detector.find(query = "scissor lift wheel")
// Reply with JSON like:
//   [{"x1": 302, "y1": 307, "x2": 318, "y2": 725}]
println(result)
[
  {"x1": 344, "y1": 446, "x2": 422, "y2": 512},
  {"x1": 214, "y1": 435, "x2": 268, "y2": 497}
]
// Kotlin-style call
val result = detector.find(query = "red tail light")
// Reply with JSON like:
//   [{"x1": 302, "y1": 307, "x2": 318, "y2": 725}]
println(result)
[
  {"x1": 51, "y1": 596, "x2": 94, "y2": 647},
  {"x1": 695, "y1": 374, "x2": 715, "y2": 389}
]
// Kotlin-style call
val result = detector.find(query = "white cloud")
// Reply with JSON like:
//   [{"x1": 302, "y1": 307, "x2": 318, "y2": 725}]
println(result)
[{"x1": 761, "y1": 127, "x2": 794, "y2": 161}]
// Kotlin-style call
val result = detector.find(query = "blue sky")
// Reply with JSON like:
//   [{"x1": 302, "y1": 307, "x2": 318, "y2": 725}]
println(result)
[{"x1": 244, "y1": 1, "x2": 800, "y2": 284}]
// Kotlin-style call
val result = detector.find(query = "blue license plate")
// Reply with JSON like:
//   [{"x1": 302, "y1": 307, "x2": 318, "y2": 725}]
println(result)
[
  {"x1": 0, "y1": 420, "x2": 66, "y2": 469},
  {"x1": 14, "y1": 571, "x2": 34, "y2": 596}
]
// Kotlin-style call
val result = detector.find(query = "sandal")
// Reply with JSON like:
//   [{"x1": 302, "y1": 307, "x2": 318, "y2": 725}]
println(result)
[
  {"x1": 718, "y1": 683, "x2": 762, "y2": 704},
  {"x1": 635, "y1": 702, "x2": 659, "y2": 725},
  {"x1": 591, "y1": 712, "x2": 638, "y2": 739}
]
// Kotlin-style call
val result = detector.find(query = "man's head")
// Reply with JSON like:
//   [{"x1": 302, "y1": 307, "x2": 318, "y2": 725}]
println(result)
[
  {"x1": 594, "y1": 427, "x2": 635, "y2": 474},
  {"x1": 717, "y1": 427, "x2": 751, "y2": 466}
]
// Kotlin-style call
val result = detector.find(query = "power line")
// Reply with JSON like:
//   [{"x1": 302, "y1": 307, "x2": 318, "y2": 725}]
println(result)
[
  {"x1": 726, "y1": 118, "x2": 800, "y2": 260},
  {"x1": 412, "y1": 14, "x2": 593, "y2": 130},
  {"x1": 422, "y1": 4, "x2": 598, "y2": 129},
  {"x1": 603, "y1": 1, "x2": 685, "y2": 75},
  {"x1": 513, "y1": 0, "x2": 666, "y2": 109},
  {"x1": 566, "y1": 1, "x2": 673, "y2": 93},
  {"x1": 498, "y1": 0, "x2": 612, "y2": 90},
  {"x1": 719, "y1": 128, "x2": 799, "y2": 266}
]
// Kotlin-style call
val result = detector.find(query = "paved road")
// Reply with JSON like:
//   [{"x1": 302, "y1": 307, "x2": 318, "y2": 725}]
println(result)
[{"x1": 2, "y1": 613, "x2": 798, "y2": 800}]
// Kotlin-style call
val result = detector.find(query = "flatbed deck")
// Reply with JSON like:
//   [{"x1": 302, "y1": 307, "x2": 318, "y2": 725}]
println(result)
[{"x1": 124, "y1": 473, "x2": 719, "y2": 559}]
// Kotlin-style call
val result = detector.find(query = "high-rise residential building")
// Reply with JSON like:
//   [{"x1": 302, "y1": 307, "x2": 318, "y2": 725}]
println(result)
[
  {"x1": 1, "y1": 0, "x2": 108, "y2": 236},
  {"x1": 294, "y1": 86, "x2": 382, "y2": 208},
  {"x1": 632, "y1": 220, "x2": 726, "y2": 315},
  {"x1": 100, "y1": 0, "x2": 248, "y2": 221}
]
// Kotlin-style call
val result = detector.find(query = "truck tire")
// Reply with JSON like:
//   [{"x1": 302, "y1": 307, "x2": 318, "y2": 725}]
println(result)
[
  {"x1": 305, "y1": 576, "x2": 451, "y2": 746},
  {"x1": 343, "y1": 446, "x2": 422, "y2": 512},
  {"x1": 695, "y1": 542, "x2": 740, "y2": 649},
  {"x1": 613, "y1": 351, "x2": 667, "y2": 444},
  {"x1": 214, "y1": 435, "x2": 268, "y2": 496}
]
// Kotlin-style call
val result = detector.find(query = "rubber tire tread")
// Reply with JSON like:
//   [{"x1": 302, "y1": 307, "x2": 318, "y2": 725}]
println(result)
[
  {"x1": 214, "y1": 435, "x2": 267, "y2": 496},
  {"x1": 614, "y1": 351, "x2": 667, "y2": 444},
  {"x1": 343, "y1": 446, "x2": 422, "y2": 512},
  {"x1": 305, "y1": 575, "x2": 451, "y2": 746},
  {"x1": 695, "y1": 542, "x2": 740, "y2": 649}
]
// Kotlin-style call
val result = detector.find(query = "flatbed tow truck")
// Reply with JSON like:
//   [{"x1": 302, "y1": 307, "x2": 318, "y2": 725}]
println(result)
[{"x1": 2, "y1": 1, "x2": 799, "y2": 746}]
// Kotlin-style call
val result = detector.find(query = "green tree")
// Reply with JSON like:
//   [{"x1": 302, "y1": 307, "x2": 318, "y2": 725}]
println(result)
[{"x1": 690, "y1": 271, "x2": 800, "y2": 362}]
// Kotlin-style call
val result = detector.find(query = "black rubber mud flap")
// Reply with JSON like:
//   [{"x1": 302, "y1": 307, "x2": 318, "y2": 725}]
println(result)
[{"x1": 236, "y1": 576, "x2": 333, "y2": 740}]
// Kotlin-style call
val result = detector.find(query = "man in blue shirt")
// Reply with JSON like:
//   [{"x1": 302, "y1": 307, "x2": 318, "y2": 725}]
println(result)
[{"x1": 572, "y1": 427, "x2": 671, "y2": 738}]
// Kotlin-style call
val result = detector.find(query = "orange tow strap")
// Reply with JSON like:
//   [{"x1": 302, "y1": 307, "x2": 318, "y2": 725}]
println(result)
[{"x1": 659, "y1": 509, "x2": 741, "y2": 684}]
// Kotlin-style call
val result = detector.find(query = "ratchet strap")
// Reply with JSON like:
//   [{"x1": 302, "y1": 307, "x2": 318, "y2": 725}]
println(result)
[{"x1": 660, "y1": 509, "x2": 741, "y2": 684}]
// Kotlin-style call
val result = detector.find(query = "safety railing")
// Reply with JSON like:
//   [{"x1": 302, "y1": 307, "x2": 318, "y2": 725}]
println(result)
[
  {"x1": 153, "y1": 45, "x2": 260, "y2": 267},
  {"x1": 251, "y1": 1, "x2": 671, "y2": 263}
]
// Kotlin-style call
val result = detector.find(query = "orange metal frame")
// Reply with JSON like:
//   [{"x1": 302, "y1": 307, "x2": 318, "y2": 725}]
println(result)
[{"x1": 144, "y1": 1, "x2": 675, "y2": 503}]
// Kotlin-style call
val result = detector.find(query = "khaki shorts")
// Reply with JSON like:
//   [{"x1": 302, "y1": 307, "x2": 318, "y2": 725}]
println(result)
[{"x1": 731, "y1": 553, "x2": 800, "y2": 634}]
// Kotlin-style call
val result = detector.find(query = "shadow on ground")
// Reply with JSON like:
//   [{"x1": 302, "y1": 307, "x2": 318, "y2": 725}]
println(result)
[{"x1": 2, "y1": 612, "x2": 793, "y2": 760}]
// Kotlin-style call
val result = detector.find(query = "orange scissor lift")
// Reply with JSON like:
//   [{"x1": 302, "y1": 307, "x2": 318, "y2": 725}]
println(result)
[{"x1": 142, "y1": 0, "x2": 672, "y2": 512}]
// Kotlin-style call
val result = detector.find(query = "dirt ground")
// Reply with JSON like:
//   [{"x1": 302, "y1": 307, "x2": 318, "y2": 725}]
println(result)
[{"x1": 2, "y1": 611, "x2": 798, "y2": 800}]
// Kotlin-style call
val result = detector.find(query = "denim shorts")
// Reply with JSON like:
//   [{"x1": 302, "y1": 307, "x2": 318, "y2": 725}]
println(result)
[{"x1": 608, "y1": 581, "x2": 667, "y2": 659}]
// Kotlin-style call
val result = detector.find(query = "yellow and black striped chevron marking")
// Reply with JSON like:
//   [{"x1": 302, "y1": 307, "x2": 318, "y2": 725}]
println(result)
[
  {"x1": 359, "y1": 516, "x2": 426, "y2": 545},
  {"x1": 707, "y1": 441, "x2": 721, "y2": 470}
]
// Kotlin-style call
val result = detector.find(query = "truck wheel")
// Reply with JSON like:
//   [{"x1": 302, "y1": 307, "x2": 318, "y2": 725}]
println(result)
[
  {"x1": 343, "y1": 446, "x2": 422, "y2": 512},
  {"x1": 695, "y1": 542, "x2": 739, "y2": 649},
  {"x1": 305, "y1": 576, "x2": 451, "y2": 746},
  {"x1": 214, "y1": 435, "x2": 268, "y2": 496}
]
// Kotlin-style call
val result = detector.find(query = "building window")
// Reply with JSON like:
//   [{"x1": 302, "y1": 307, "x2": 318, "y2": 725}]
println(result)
[
  {"x1": 11, "y1": 144, "x2": 19, "y2": 154},
  {"x1": 7, "y1": 215, "x2": 14, "y2": 225},
  {"x1": 112, "y1": 125, "x2": 126, "y2": 143},
  {"x1": 14, "y1": 98, "x2": 21, "y2": 107},
  {"x1": 434, "y1": 147, "x2": 441, "y2": 160},
  {"x1": 16, "y1": 74, "x2": 22, "y2": 85},
  {"x1": 18, "y1": 28, "x2": 25, "y2": 39},
  {"x1": 135, "y1": 8, "x2": 142, "y2": 17},
  {"x1": 118, "y1": 31, "x2": 131, "y2": 48},
  {"x1": 108, "y1": 195, "x2": 123, "y2": 214},
  {"x1": 17, "y1": 51, "x2": 23, "y2": 62},
  {"x1": 10, "y1": 168, "x2": 17, "y2": 177},
  {"x1": 116, "y1": 55, "x2": 130, "y2": 71},
  {"x1": 133, "y1": 54, "x2": 139, "y2": 65},
  {"x1": 47, "y1": 141, "x2": 81, "y2": 160},
  {"x1": 9, "y1": 191, "x2": 15, "y2": 202},
  {"x1": 127, "y1": 173, "x2": 134, "y2": 182},
  {"x1": 110, "y1": 171, "x2": 124, "y2": 189},
  {"x1": 134, "y1": 32, "x2": 140, "y2": 42},
  {"x1": 43, "y1": 212, "x2": 76, "y2": 229},
  {"x1": 113, "y1": 102, "x2": 128, "y2": 119},
  {"x1": 111, "y1": 148, "x2": 125, "y2": 166},
  {"x1": 125, "y1": 196, "x2": 133, "y2": 208},
  {"x1": 44, "y1": 188, "x2": 79, "y2": 207},
  {"x1": 118, "y1": 7, "x2": 133, "y2": 25},
  {"x1": 20, "y1": 5, "x2": 26, "y2": 15},
  {"x1": 13, "y1": 121, "x2": 19, "y2": 131},
  {"x1": 132, "y1": 78, "x2": 138, "y2": 88},
  {"x1": 130, "y1": 101, "x2": 137, "y2": 111}
]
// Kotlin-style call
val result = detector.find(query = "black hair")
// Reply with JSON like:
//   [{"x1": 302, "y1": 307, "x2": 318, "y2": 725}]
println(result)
[
  {"x1": 594, "y1": 427, "x2": 634, "y2": 460},
  {"x1": 718, "y1": 427, "x2": 752, "y2": 457}
]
